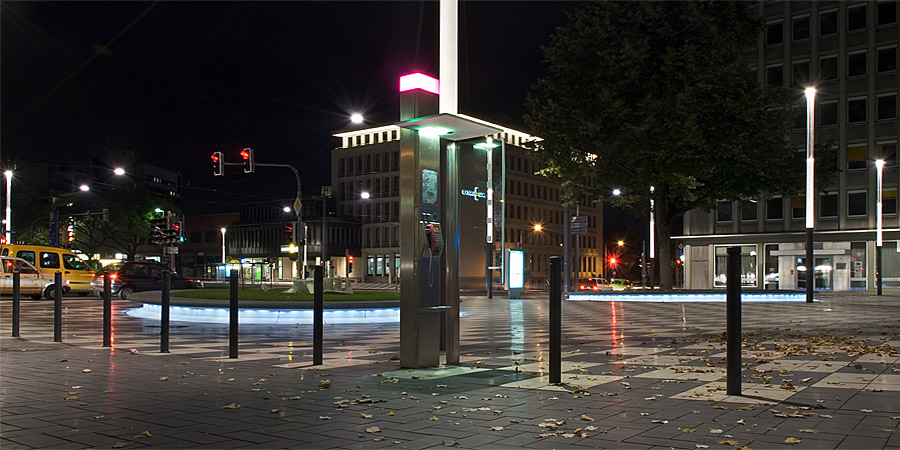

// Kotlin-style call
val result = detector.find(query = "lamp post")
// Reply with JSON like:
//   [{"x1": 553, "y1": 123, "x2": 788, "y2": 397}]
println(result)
[
  {"x1": 876, "y1": 159, "x2": 885, "y2": 295},
  {"x1": 4, "y1": 170, "x2": 12, "y2": 243},
  {"x1": 220, "y1": 227, "x2": 227, "y2": 270},
  {"x1": 805, "y1": 87, "x2": 816, "y2": 303},
  {"x1": 113, "y1": 167, "x2": 126, "y2": 176},
  {"x1": 649, "y1": 186, "x2": 655, "y2": 291}
]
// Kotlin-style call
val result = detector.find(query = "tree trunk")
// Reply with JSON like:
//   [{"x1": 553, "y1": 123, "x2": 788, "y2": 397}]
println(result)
[{"x1": 656, "y1": 185, "x2": 674, "y2": 290}]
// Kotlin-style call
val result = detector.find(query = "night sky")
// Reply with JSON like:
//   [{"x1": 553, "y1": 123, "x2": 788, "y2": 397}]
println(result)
[{"x1": 1, "y1": 1, "x2": 579, "y2": 199}]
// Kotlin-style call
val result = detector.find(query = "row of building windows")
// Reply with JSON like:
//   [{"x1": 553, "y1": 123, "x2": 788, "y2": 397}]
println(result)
[
  {"x1": 341, "y1": 201, "x2": 399, "y2": 223},
  {"x1": 791, "y1": 93, "x2": 898, "y2": 126},
  {"x1": 344, "y1": 129, "x2": 401, "y2": 148},
  {"x1": 338, "y1": 151, "x2": 400, "y2": 177},
  {"x1": 717, "y1": 190, "x2": 898, "y2": 223},
  {"x1": 766, "y1": 2, "x2": 897, "y2": 46},
  {"x1": 363, "y1": 226, "x2": 399, "y2": 248},
  {"x1": 845, "y1": 142, "x2": 898, "y2": 170},
  {"x1": 338, "y1": 177, "x2": 400, "y2": 201},
  {"x1": 765, "y1": 46, "x2": 898, "y2": 87}
]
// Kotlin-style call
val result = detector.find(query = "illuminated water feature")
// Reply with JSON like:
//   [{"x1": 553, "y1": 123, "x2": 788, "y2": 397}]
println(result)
[
  {"x1": 125, "y1": 304, "x2": 468, "y2": 325},
  {"x1": 568, "y1": 292, "x2": 806, "y2": 303}
]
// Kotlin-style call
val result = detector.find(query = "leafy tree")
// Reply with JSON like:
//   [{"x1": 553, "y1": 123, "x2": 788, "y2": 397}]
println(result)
[
  {"x1": 104, "y1": 189, "x2": 179, "y2": 260},
  {"x1": 525, "y1": 1, "x2": 830, "y2": 290}
]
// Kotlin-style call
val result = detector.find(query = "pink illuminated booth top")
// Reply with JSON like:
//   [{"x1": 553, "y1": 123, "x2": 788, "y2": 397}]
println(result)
[{"x1": 399, "y1": 73, "x2": 440, "y2": 95}]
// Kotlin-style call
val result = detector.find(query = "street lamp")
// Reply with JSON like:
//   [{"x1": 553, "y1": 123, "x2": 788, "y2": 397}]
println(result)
[
  {"x1": 113, "y1": 168, "x2": 126, "y2": 176},
  {"x1": 220, "y1": 227, "x2": 227, "y2": 268},
  {"x1": 4, "y1": 170, "x2": 12, "y2": 243},
  {"x1": 876, "y1": 158, "x2": 885, "y2": 295},
  {"x1": 79, "y1": 184, "x2": 90, "y2": 192},
  {"x1": 283, "y1": 206, "x2": 291, "y2": 213},
  {"x1": 360, "y1": 191, "x2": 370, "y2": 199},
  {"x1": 350, "y1": 113, "x2": 364, "y2": 124},
  {"x1": 805, "y1": 87, "x2": 816, "y2": 303}
]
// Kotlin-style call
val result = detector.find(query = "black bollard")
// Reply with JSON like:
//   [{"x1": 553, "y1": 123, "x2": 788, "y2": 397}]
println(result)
[
  {"x1": 313, "y1": 265, "x2": 323, "y2": 365},
  {"x1": 549, "y1": 256, "x2": 561, "y2": 384},
  {"x1": 103, "y1": 271, "x2": 111, "y2": 347},
  {"x1": 53, "y1": 271, "x2": 63, "y2": 342},
  {"x1": 12, "y1": 271, "x2": 20, "y2": 337},
  {"x1": 229, "y1": 269, "x2": 239, "y2": 358},
  {"x1": 160, "y1": 270, "x2": 170, "y2": 353},
  {"x1": 877, "y1": 246, "x2": 883, "y2": 296},
  {"x1": 726, "y1": 246, "x2": 742, "y2": 396}
]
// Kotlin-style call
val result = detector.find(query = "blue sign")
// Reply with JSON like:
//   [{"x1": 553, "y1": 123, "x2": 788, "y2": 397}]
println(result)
[
  {"x1": 461, "y1": 187, "x2": 487, "y2": 201},
  {"x1": 48, "y1": 210, "x2": 60, "y2": 247}
]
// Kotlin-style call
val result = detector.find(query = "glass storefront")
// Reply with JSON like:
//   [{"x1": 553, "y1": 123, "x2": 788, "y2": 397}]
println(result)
[
  {"x1": 714, "y1": 245, "x2": 758, "y2": 288},
  {"x1": 883, "y1": 241, "x2": 900, "y2": 288},
  {"x1": 764, "y1": 243, "x2": 779, "y2": 290},
  {"x1": 796, "y1": 256, "x2": 833, "y2": 290}
]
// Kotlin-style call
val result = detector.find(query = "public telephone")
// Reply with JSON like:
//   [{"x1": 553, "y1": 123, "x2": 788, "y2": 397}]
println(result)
[
  {"x1": 420, "y1": 214, "x2": 444, "y2": 288},
  {"x1": 422, "y1": 222, "x2": 444, "y2": 258}
]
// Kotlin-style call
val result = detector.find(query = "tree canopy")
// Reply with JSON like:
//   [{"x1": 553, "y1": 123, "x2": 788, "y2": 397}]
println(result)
[{"x1": 525, "y1": 1, "x2": 808, "y2": 289}]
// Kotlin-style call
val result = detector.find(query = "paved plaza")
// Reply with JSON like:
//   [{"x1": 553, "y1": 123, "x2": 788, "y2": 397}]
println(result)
[{"x1": 1, "y1": 291, "x2": 899, "y2": 449}]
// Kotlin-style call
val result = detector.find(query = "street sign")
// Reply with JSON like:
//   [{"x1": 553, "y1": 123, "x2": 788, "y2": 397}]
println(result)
[
  {"x1": 570, "y1": 215, "x2": 587, "y2": 234},
  {"x1": 293, "y1": 196, "x2": 302, "y2": 216}
]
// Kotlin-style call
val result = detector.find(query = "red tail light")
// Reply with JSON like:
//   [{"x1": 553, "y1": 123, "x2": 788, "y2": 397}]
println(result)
[
  {"x1": 579, "y1": 285, "x2": 586, "y2": 290},
  {"x1": 110, "y1": 273, "x2": 118, "y2": 280}
]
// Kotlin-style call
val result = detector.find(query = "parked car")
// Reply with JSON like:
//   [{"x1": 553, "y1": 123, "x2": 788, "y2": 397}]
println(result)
[
  {"x1": 91, "y1": 261, "x2": 203, "y2": 300},
  {"x1": 1, "y1": 256, "x2": 69, "y2": 300},
  {"x1": 578, "y1": 277, "x2": 611, "y2": 291},
  {"x1": 0, "y1": 244, "x2": 95, "y2": 296}
]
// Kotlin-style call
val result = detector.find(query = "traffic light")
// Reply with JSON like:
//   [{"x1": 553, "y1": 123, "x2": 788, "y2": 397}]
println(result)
[
  {"x1": 348, "y1": 255, "x2": 354, "y2": 274},
  {"x1": 284, "y1": 225, "x2": 293, "y2": 243},
  {"x1": 608, "y1": 257, "x2": 618, "y2": 267},
  {"x1": 240, "y1": 147, "x2": 255, "y2": 173},
  {"x1": 149, "y1": 215, "x2": 170, "y2": 245},
  {"x1": 211, "y1": 151, "x2": 224, "y2": 176}
]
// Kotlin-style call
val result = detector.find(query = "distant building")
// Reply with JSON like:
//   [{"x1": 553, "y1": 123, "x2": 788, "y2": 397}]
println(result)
[{"x1": 678, "y1": 1, "x2": 899, "y2": 291}]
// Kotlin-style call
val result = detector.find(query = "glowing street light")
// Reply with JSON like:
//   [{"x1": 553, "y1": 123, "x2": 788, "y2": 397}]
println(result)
[
  {"x1": 79, "y1": 184, "x2": 91, "y2": 192},
  {"x1": 617, "y1": 240, "x2": 624, "y2": 247},
  {"x1": 533, "y1": 223, "x2": 543, "y2": 232},
  {"x1": 350, "y1": 113, "x2": 364, "y2": 124},
  {"x1": 360, "y1": 191, "x2": 370, "y2": 199},
  {"x1": 4, "y1": 170, "x2": 12, "y2": 243},
  {"x1": 876, "y1": 158, "x2": 885, "y2": 295},
  {"x1": 612, "y1": 188, "x2": 621, "y2": 196},
  {"x1": 113, "y1": 168, "x2": 126, "y2": 176},
  {"x1": 805, "y1": 87, "x2": 816, "y2": 303},
  {"x1": 283, "y1": 206, "x2": 291, "y2": 213}
]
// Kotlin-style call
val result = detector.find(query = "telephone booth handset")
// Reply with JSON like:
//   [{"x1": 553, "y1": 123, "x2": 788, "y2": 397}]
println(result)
[{"x1": 422, "y1": 222, "x2": 444, "y2": 258}]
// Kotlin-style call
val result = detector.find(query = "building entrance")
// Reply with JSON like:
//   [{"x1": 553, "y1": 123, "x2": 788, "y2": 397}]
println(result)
[{"x1": 797, "y1": 256, "x2": 833, "y2": 291}]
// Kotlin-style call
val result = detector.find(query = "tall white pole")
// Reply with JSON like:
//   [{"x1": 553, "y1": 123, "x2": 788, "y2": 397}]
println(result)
[
  {"x1": 439, "y1": 0, "x2": 458, "y2": 114},
  {"x1": 4, "y1": 170, "x2": 11, "y2": 243},
  {"x1": 303, "y1": 224, "x2": 308, "y2": 279},
  {"x1": 805, "y1": 88, "x2": 816, "y2": 229},
  {"x1": 876, "y1": 159, "x2": 885, "y2": 295},
  {"x1": 805, "y1": 87, "x2": 816, "y2": 302},
  {"x1": 876, "y1": 159, "x2": 884, "y2": 247},
  {"x1": 649, "y1": 186, "x2": 655, "y2": 290},
  {"x1": 220, "y1": 227, "x2": 227, "y2": 267}
]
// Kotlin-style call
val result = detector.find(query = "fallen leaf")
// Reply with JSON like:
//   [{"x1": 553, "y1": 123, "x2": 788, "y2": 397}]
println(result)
[
  {"x1": 139, "y1": 431, "x2": 152, "y2": 438},
  {"x1": 442, "y1": 440, "x2": 458, "y2": 447},
  {"x1": 710, "y1": 428, "x2": 724, "y2": 434},
  {"x1": 129, "y1": 348, "x2": 138, "y2": 355},
  {"x1": 387, "y1": 411, "x2": 395, "y2": 416},
  {"x1": 490, "y1": 426, "x2": 504, "y2": 431},
  {"x1": 373, "y1": 437, "x2": 385, "y2": 442},
  {"x1": 82, "y1": 369, "x2": 92, "y2": 373},
  {"x1": 112, "y1": 442, "x2": 127, "y2": 448},
  {"x1": 365, "y1": 426, "x2": 380, "y2": 433},
  {"x1": 580, "y1": 414, "x2": 595, "y2": 422},
  {"x1": 736, "y1": 419, "x2": 745, "y2": 425},
  {"x1": 288, "y1": 396, "x2": 302, "y2": 400},
  {"x1": 800, "y1": 377, "x2": 812, "y2": 383},
  {"x1": 427, "y1": 416, "x2": 439, "y2": 421},
  {"x1": 718, "y1": 440, "x2": 739, "y2": 446},
  {"x1": 712, "y1": 405, "x2": 728, "y2": 410},
  {"x1": 360, "y1": 413, "x2": 372, "y2": 419},
  {"x1": 319, "y1": 416, "x2": 331, "y2": 420},
  {"x1": 317, "y1": 380, "x2": 331, "y2": 389},
  {"x1": 158, "y1": 376, "x2": 168, "y2": 381},
  {"x1": 696, "y1": 445, "x2": 710, "y2": 449},
  {"x1": 799, "y1": 429, "x2": 817, "y2": 433},
  {"x1": 222, "y1": 403, "x2": 241, "y2": 409},
  {"x1": 861, "y1": 409, "x2": 874, "y2": 413},
  {"x1": 785, "y1": 437, "x2": 801, "y2": 444},
  {"x1": 682, "y1": 428, "x2": 697, "y2": 433},
  {"x1": 270, "y1": 409, "x2": 281, "y2": 414},
  {"x1": 65, "y1": 395, "x2": 79, "y2": 400}
]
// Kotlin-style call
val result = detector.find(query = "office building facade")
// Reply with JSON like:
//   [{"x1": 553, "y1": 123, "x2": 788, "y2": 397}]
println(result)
[{"x1": 678, "y1": 1, "x2": 899, "y2": 291}]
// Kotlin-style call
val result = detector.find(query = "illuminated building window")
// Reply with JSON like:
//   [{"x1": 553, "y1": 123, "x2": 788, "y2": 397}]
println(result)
[{"x1": 847, "y1": 144, "x2": 868, "y2": 171}]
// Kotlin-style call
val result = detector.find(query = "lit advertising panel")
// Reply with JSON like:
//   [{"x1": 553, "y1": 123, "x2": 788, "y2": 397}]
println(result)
[{"x1": 509, "y1": 249, "x2": 524, "y2": 289}]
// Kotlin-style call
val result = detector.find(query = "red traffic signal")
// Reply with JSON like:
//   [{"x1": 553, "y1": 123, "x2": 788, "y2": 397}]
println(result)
[
  {"x1": 240, "y1": 147, "x2": 255, "y2": 173},
  {"x1": 348, "y1": 255, "x2": 354, "y2": 263},
  {"x1": 211, "y1": 151, "x2": 224, "y2": 176},
  {"x1": 608, "y1": 257, "x2": 618, "y2": 266}
]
